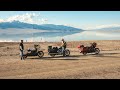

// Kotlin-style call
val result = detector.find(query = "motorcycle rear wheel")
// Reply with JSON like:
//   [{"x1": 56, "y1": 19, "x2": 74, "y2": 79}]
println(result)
[
  {"x1": 38, "y1": 51, "x2": 44, "y2": 58},
  {"x1": 83, "y1": 52, "x2": 87, "y2": 55}
]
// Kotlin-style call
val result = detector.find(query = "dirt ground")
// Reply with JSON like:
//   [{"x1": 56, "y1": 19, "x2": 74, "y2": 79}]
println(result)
[{"x1": 0, "y1": 40, "x2": 120, "y2": 79}]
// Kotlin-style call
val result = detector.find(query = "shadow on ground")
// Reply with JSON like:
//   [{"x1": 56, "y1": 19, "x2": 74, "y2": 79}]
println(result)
[
  {"x1": 92, "y1": 53, "x2": 120, "y2": 58},
  {"x1": 26, "y1": 55, "x2": 89, "y2": 60}
]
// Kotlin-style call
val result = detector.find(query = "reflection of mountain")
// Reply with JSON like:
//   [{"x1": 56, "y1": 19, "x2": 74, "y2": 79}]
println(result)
[
  {"x1": 0, "y1": 30, "x2": 120, "y2": 42},
  {"x1": 0, "y1": 20, "x2": 82, "y2": 32},
  {"x1": 33, "y1": 31, "x2": 83, "y2": 37},
  {"x1": 61, "y1": 31, "x2": 120, "y2": 41},
  {"x1": 0, "y1": 31, "x2": 83, "y2": 41}
]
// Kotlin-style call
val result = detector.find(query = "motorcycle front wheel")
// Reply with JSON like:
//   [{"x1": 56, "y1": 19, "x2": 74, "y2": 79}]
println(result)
[
  {"x1": 65, "y1": 49, "x2": 70, "y2": 56},
  {"x1": 95, "y1": 48, "x2": 100, "y2": 54}
]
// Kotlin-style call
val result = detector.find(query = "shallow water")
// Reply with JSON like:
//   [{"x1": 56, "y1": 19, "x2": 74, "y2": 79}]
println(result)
[{"x1": 0, "y1": 29, "x2": 120, "y2": 42}]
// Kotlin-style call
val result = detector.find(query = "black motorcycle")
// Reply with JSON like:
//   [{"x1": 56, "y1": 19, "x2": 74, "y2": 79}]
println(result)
[
  {"x1": 48, "y1": 46, "x2": 70, "y2": 57},
  {"x1": 24, "y1": 44, "x2": 44, "y2": 58}
]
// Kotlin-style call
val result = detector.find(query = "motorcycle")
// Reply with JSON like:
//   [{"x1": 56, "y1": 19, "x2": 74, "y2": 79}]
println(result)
[
  {"x1": 48, "y1": 46, "x2": 70, "y2": 57},
  {"x1": 77, "y1": 42, "x2": 100, "y2": 55},
  {"x1": 23, "y1": 44, "x2": 44, "y2": 59}
]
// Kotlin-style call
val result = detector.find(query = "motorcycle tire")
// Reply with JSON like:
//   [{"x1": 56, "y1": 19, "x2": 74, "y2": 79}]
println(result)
[
  {"x1": 83, "y1": 52, "x2": 87, "y2": 55},
  {"x1": 65, "y1": 49, "x2": 70, "y2": 56},
  {"x1": 38, "y1": 51, "x2": 44, "y2": 58},
  {"x1": 95, "y1": 48, "x2": 100, "y2": 54}
]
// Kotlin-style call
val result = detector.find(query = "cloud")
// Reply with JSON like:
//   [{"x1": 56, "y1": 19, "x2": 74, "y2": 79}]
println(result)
[
  {"x1": 0, "y1": 19, "x2": 4, "y2": 22},
  {"x1": 6, "y1": 13, "x2": 39, "y2": 24},
  {"x1": 0, "y1": 13, "x2": 48, "y2": 25}
]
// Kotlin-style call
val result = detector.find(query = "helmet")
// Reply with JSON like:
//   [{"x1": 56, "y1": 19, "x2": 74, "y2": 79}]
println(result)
[{"x1": 61, "y1": 38, "x2": 64, "y2": 41}]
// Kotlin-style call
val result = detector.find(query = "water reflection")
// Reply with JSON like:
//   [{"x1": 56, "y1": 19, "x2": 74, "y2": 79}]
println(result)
[{"x1": 0, "y1": 30, "x2": 120, "y2": 41}]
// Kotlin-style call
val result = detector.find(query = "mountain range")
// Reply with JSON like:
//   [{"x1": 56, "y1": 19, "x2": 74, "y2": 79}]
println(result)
[
  {"x1": 0, "y1": 20, "x2": 82, "y2": 32},
  {"x1": 0, "y1": 20, "x2": 120, "y2": 31}
]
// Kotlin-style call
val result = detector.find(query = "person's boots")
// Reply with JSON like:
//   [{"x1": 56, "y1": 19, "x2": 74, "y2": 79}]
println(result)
[
  {"x1": 22, "y1": 57, "x2": 24, "y2": 60},
  {"x1": 21, "y1": 57, "x2": 24, "y2": 60}
]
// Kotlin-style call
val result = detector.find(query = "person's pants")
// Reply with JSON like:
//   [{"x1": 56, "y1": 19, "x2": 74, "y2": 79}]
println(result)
[
  {"x1": 61, "y1": 47, "x2": 65, "y2": 53},
  {"x1": 20, "y1": 50, "x2": 24, "y2": 60},
  {"x1": 62, "y1": 47, "x2": 66, "y2": 56}
]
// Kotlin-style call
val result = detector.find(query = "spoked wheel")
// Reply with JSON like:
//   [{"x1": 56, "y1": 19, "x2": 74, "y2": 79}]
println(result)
[
  {"x1": 38, "y1": 51, "x2": 44, "y2": 58},
  {"x1": 95, "y1": 48, "x2": 100, "y2": 54},
  {"x1": 65, "y1": 49, "x2": 70, "y2": 56}
]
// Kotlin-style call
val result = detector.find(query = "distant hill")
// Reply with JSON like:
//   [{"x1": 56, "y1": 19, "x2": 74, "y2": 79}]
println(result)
[
  {"x1": 92, "y1": 26, "x2": 120, "y2": 31},
  {"x1": 0, "y1": 20, "x2": 82, "y2": 32}
]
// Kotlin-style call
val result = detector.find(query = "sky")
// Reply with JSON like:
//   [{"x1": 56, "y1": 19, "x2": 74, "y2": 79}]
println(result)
[{"x1": 0, "y1": 11, "x2": 120, "y2": 30}]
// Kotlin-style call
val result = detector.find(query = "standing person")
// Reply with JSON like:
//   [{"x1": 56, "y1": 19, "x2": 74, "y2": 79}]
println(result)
[
  {"x1": 61, "y1": 38, "x2": 67, "y2": 56},
  {"x1": 19, "y1": 40, "x2": 24, "y2": 60}
]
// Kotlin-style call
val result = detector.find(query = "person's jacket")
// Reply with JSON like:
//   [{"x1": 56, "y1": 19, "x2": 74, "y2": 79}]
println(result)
[
  {"x1": 61, "y1": 41, "x2": 67, "y2": 48},
  {"x1": 19, "y1": 43, "x2": 24, "y2": 51}
]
